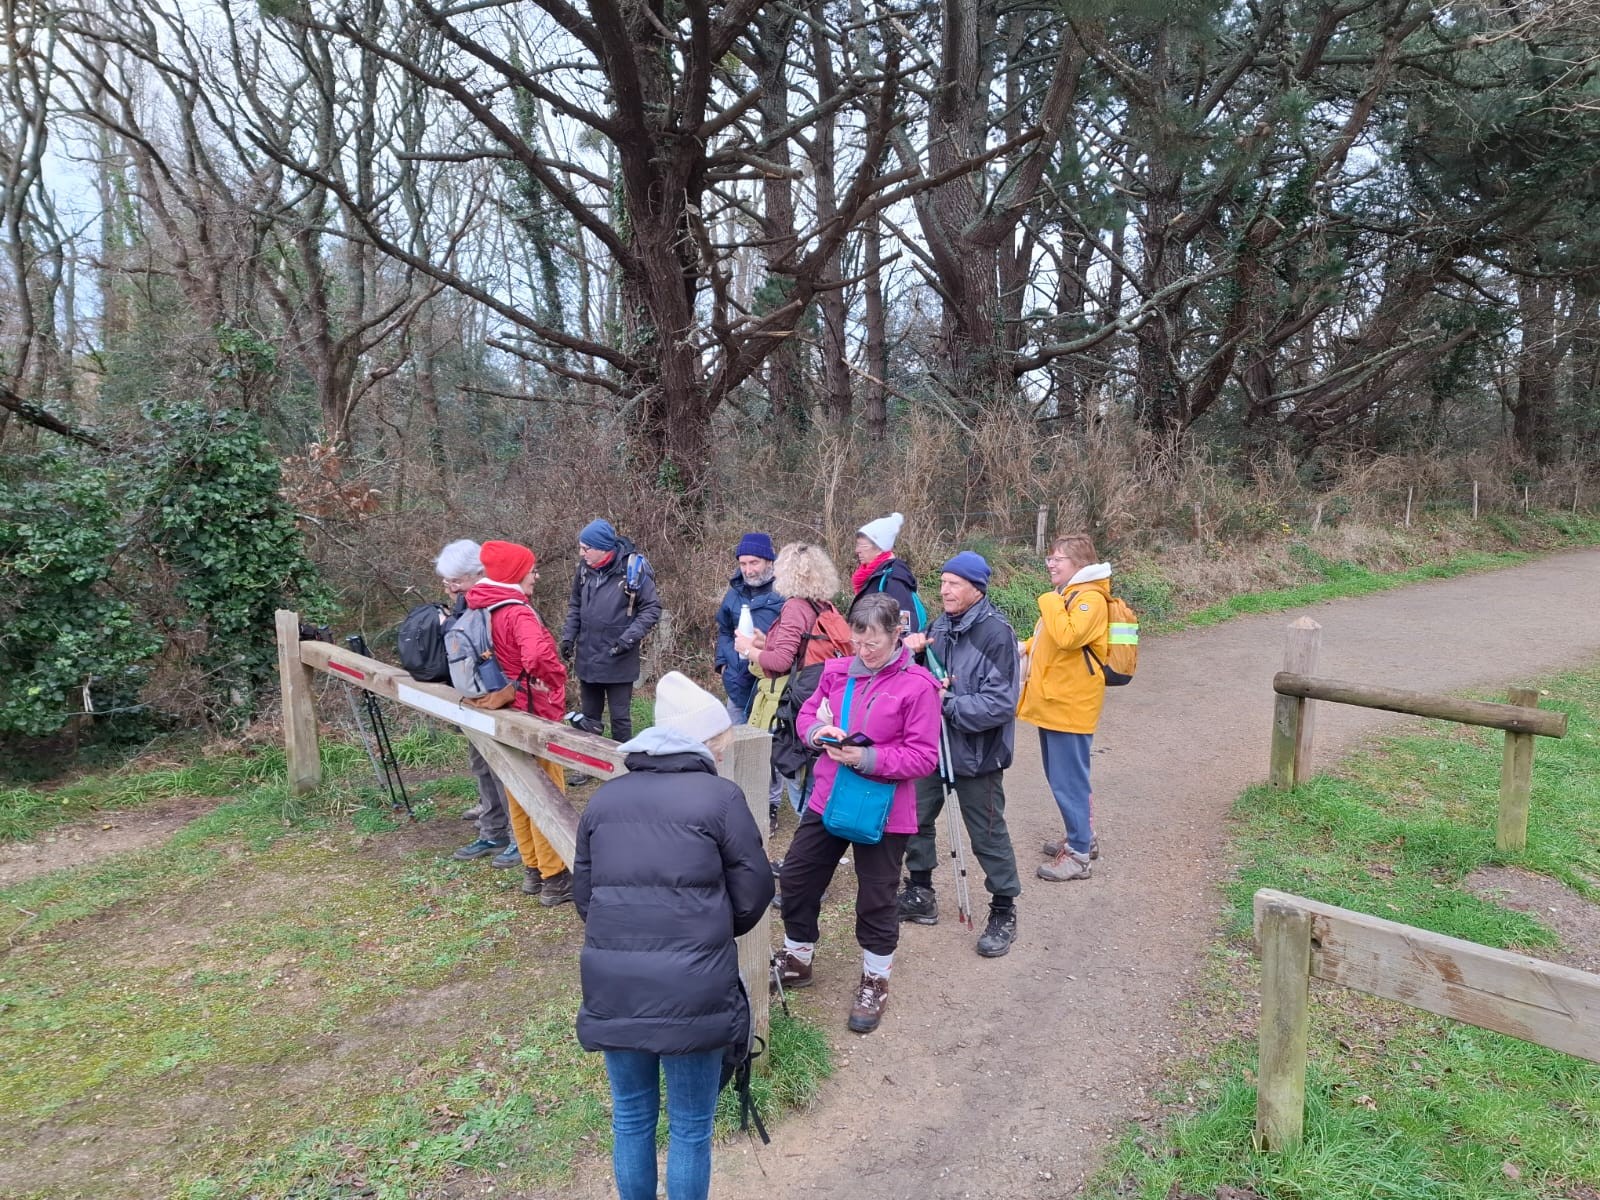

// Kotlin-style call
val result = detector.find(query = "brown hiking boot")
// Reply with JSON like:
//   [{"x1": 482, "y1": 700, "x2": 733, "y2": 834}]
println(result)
[
  {"x1": 772, "y1": 950, "x2": 813, "y2": 990},
  {"x1": 520, "y1": 867, "x2": 543, "y2": 896},
  {"x1": 1041, "y1": 833, "x2": 1100, "y2": 860},
  {"x1": 847, "y1": 973, "x2": 890, "y2": 1034},
  {"x1": 538, "y1": 868, "x2": 574, "y2": 907},
  {"x1": 1037, "y1": 847, "x2": 1092, "y2": 882}
]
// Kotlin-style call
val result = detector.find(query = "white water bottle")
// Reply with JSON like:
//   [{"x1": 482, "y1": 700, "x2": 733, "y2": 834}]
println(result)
[{"x1": 736, "y1": 604, "x2": 755, "y2": 642}]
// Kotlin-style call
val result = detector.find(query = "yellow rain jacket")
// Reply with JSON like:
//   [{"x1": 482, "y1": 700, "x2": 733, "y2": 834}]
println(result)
[{"x1": 1016, "y1": 564, "x2": 1111, "y2": 735}]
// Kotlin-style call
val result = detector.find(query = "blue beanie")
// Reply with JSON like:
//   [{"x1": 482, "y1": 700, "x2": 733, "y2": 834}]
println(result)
[
  {"x1": 941, "y1": 550, "x2": 991, "y2": 592},
  {"x1": 735, "y1": 532, "x2": 776, "y2": 561},
  {"x1": 578, "y1": 518, "x2": 618, "y2": 552}
]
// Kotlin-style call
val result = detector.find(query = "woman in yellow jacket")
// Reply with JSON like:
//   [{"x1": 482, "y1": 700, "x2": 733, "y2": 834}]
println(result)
[{"x1": 1017, "y1": 534, "x2": 1110, "y2": 882}]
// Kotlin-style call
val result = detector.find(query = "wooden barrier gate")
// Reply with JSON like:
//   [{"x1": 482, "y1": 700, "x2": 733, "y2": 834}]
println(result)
[
  {"x1": 1253, "y1": 888, "x2": 1600, "y2": 1150},
  {"x1": 274, "y1": 609, "x2": 776, "y2": 1046},
  {"x1": 1267, "y1": 618, "x2": 1568, "y2": 850}
]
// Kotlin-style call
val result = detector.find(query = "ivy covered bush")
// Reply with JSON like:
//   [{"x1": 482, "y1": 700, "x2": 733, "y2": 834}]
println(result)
[{"x1": 0, "y1": 404, "x2": 326, "y2": 741}]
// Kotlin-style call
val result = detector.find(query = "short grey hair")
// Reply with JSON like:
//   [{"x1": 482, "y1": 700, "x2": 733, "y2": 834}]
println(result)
[{"x1": 435, "y1": 539, "x2": 484, "y2": 581}]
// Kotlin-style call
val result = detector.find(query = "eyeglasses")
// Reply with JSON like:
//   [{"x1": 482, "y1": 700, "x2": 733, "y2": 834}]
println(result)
[
  {"x1": 850, "y1": 633, "x2": 894, "y2": 650},
  {"x1": 1045, "y1": 555, "x2": 1070, "y2": 566}
]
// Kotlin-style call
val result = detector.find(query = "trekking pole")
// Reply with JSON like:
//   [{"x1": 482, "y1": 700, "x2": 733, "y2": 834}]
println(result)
[
  {"x1": 925, "y1": 646, "x2": 973, "y2": 928},
  {"x1": 345, "y1": 635, "x2": 414, "y2": 818},
  {"x1": 939, "y1": 719, "x2": 974, "y2": 928}
]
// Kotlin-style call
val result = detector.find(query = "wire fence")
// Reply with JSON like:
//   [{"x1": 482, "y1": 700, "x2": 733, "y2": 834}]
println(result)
[{"x1": 924, "y1": 477, "x2": 1597, "y2": 552}]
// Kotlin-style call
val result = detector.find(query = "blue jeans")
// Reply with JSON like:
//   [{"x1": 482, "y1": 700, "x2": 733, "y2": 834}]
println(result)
[
  {"x1": 603, "y1": 1048, "x2": 723, "y2": 1200},
  {"x1": 1038, "y1": 729, "x2": 1094, "y2": 855}
]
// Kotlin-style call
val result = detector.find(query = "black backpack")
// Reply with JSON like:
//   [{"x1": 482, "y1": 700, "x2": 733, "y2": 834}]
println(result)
[
  {"x1": 769, "y1": 601, "x2": 851, "y2": 780},
  {"x1": 397, "y1": 603, "x2": 451, "y2": 682}
]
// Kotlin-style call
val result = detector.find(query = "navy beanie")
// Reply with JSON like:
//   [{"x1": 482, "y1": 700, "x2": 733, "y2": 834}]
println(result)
[
  {"x1": 735, "y1": 532, "x2": 776, "y2": 561},
  {"x1": 941, "y1": 550, "x2": 991, "y2": 592},
  {"x1": 578, "y1": 518, "x2": 618, "y2": 552}
]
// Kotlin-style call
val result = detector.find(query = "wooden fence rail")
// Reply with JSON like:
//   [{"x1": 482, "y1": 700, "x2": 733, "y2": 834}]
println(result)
[
  {"x1": 274, "y1": 609, "x2": 775, "y2": 1045},
  {"x1": 1252, "y1": 888, "x2": 1600, "y2": 1150},
  {"x1": 1266, "y1": 621, "x2": 1567, "y2": 851}
]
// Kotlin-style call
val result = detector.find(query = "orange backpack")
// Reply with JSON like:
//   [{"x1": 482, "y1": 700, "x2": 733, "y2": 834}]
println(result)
[{"x1": 1067, "y1": 590, "x2": 1140, "y2": 687}]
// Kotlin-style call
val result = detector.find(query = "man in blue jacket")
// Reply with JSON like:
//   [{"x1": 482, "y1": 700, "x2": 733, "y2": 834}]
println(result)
[
  {"x1": 560, "y1": 518, "x2": 662, "y2": 743},
  {"x1": 898, "y1": 551, "x2": 1023, "y2": 958},
  {"x1": 714, "y1": 532, "x2": 784, "y2": 723}
]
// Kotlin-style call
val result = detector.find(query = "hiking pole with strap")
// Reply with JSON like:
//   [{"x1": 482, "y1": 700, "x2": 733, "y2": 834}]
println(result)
[
  {"x1": 925, "y1": 647, "x2": 973, "y2": 929},
  {"x1": 345, "y1": 634, "x2": 414, "y2": 818}
]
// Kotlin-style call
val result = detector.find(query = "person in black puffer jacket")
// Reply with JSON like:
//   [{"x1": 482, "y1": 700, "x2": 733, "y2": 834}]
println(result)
[{"x1": 573, "y1": 671, "x2": 774, "y2": 1200}]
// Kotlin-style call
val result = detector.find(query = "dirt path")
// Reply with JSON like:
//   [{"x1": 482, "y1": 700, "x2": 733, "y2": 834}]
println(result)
[
  {"x1": 0, "y1": 795, "x2": 220, "y2": 888},
  {"x1": 710, "y1": 547, "x2": 1600, "y2": 1200}
]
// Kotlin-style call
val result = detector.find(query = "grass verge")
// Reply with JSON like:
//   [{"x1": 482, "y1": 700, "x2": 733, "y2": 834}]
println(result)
[
  {"x1": 1097, "y1": 660, "x2": 1600, "y2": 1199},
  {"x1": 0, "y1": 729, "x2": 830, "y2": 1199}
]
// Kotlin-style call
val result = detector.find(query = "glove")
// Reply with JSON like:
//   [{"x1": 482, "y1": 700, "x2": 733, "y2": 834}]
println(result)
[
  {"x1": 607, "y1": 642, "x2": 630, "y2": 657},
  {"x1": 560, "y1": 640, "x2": 574, "y2": 659}
]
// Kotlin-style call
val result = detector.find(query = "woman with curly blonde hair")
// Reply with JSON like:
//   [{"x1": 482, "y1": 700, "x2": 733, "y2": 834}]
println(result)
[{"x1": 735, "y1": 542, "x2": 851, "y2": 812}]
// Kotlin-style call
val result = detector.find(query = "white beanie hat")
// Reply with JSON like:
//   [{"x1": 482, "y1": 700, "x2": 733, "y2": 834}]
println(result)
[
  {"x1": 857, "y1": 511, "x2": 905, "y2": 553},
  {"x1": 653, "y1": 671, "x2": 733, "y2": 744}
]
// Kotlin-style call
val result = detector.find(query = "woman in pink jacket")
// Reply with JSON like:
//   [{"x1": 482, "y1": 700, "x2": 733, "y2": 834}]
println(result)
[{"x1": 773, "y1": 593, "x2": 941, "y2": 1034}]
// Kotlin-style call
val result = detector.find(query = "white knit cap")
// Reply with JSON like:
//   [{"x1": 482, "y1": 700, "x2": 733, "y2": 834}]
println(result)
[
  {"x1": 857, "y1": 512, "x2": 905, "y2": 553},
  {"x1": 653, "y1": 671, "x2": 733, "y2": 744}
]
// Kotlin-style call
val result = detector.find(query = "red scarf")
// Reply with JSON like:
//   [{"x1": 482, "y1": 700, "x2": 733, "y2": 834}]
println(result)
[
  {"x1": 591, "y1": 550, "x2": 616, "y2": 570},
  {"x1": 852, "y1": 550, "x2": 893, "y2": 594}
]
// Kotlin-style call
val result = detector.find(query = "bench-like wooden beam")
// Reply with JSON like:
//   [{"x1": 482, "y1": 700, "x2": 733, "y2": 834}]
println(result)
[{"x1": 1272, "y1": 672, "x2": 1567, "y2": 738}]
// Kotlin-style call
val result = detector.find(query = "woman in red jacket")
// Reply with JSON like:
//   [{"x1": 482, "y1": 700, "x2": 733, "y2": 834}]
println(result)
[{"x1": 467, "y1": 540, "x2": 573, "y2": 905}]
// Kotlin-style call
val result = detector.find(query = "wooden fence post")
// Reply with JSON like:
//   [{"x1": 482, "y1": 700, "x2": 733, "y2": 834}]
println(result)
[
  {"x1": 1404, "y1": 486, "x2": 1413, "y2": 529},
  {"x1": 1497, "y1": 686, "x2": 1539, "y2": 852},
  {"x1": 1034, "y1": 504, "x2": 1049, "y2": 556},
  {"x1": 1255, "y1": 898, "x2": 1312, "y2": 1151},
  {"x1": 1473, "y1": 480, "x2": 1480, "y2": 520},
  {"x1": 1269, "y1": 618, "x2": 1321, "y2": 788},
  {"x1": 724, "y1": 724, "x2": 774, "y2": 1059},
  {"x1": 275, "y1": 609, "x2": 322, "y2": 795}
]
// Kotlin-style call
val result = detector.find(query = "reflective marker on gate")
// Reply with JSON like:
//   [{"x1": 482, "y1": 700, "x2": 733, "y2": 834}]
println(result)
[
  {"x1": 330, "y1": 662, "x2": 366, "y2": 680},
  {"x1": 546, "y1": 742, "x2": 617, "y2": 773}
]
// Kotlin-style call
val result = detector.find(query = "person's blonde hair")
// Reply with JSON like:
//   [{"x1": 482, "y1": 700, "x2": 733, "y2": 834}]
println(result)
[
  {"x1": 703, "y1": 726, "x2": 735, "y2": 761},
  {"x1": 1051, "y1": 533, "x2": 1097, "y2": 567},
  {"x1": 773, "y1": 542, "x2": 840, "y2": 604}
]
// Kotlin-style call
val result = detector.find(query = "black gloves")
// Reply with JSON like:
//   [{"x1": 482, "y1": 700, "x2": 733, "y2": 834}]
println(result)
[
  {"x1": 606, "y1": 641, "x2": 632, "y2": 657},
  {"x1": 560, "y1": 640, "x2": 574, "y2": 659}
]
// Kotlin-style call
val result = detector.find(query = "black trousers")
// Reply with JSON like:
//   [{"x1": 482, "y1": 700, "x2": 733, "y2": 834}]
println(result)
[
  {"x1": 780, "y1": 807, "x2": 908, "y2": 956},
  {"x1": 579, "y1": 680, "x2": 634, "y2": 743}
]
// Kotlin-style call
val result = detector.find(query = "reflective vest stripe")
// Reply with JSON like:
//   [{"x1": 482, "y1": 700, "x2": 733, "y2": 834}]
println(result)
[{"x1": 1108, "y1": 623, "x2": 1139, "y2": 645}]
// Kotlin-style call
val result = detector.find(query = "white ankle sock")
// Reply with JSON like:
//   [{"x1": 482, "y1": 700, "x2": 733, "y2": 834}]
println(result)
[
  {"x1": 783, "y1": 938, "x2": 815, "y2": 964},
  {"x1": 862, "y1": 949, "x2": 893, "y2": 979}
]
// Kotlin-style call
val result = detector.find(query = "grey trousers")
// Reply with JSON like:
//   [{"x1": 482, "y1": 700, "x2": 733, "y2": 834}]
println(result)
[
  {"x1": 904, "y1": 769, "x2": 1021, "y2": 900},
  {"x1": 468, "y1": 744, "x2": 509, "y2": 841}
]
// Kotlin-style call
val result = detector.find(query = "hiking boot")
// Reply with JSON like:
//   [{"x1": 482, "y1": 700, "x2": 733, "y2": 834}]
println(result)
[
  {"x1": 768, "y1": 803, "x2": 779, "y2": 837},
  {"x1": 538, "y1": 868, "x2": 574, "y2": 907},
  {"x1": 1037, "y1": 847, "x2": 1093, "y2": 882},
  {"x1": 976, "y1": 906, "x2": 1018, "y2": 957},
  {"x1": 896, "y1": 882, "x2": 939, "y2": 925},
  {"x1": 520, "y1": 867, "x2": 544, "y2": 896},
  {"x1": 847, "y1": 973, "x2": 890, "y2": 1034},
  {"x1": 564, "y1": 711, "x2": 605, "y2": 736},
  {"x1": 491, "y1": 846, "x2": 522, "y2": 869},
  {"x1": 772, "y1": 950, "x2": 813, "y2": 990},
  {"x1": 1041, "y1": 833, "x2": 1100, "y2": 860},
  {"x1": 462, "y1": 805, "x2": 483, "y2": 821},
  {"x1": 453, "y1": 836, "x2": 510, "y2": 861}
]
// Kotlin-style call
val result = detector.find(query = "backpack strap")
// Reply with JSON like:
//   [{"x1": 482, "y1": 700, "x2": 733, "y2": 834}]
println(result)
[
  {"x1": 1062, "y1": 589, "x2": 1110, "y2": 678},
  {"x1": 785, "y1": 599, "x2": 823, "y2": 691}
]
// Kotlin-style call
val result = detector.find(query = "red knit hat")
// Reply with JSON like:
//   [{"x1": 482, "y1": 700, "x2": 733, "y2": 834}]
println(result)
[{"x1": 480, "y1": 540, "x2": 536, "y2": 584}]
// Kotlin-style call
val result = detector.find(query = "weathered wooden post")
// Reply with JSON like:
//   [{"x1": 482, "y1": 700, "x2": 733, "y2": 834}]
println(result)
[
  {"x1": 1497, "y1": 686, "x2": 1539, "y2": 852},
  {"x1": 274, "y1": 609, "x2": 322, "y2": 795},
  {"x1": 1269, "y1": 617, "x2": 1322, "y2": 789},
  {"x1": 1254, "y1": 894, "x2": 1312, "y2": 1151},
  {"x1": 724, "y1": 723, "x2": 774, "y2": 1058},
  {"x1": 1034, "y1": 504, "x2": 1049, "y2": 556},
  {"x1": 1404, "y1": 486, "x2": 1413, "y2": 529},
  {"x1": 1473, "y1": 480, "x2": 1480, "y2": 520}
]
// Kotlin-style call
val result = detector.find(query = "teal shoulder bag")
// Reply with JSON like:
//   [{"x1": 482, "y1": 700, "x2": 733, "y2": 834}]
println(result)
[{"x1": 820, "y1": 677, "x2": 896, "y2": 844}]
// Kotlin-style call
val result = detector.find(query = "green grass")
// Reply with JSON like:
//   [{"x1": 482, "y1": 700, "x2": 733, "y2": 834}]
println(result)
[
  {"x1": 0, "y1": 724, "x2": 831, "y2": 1199},
  {"x1": 1097, "y1": 661, "x2": 1600, "y2": 1199}
]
